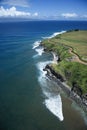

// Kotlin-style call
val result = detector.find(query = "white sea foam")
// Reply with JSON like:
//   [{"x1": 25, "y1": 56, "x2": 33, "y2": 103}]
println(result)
[
  {"x1": 45, "y1": 95, "x2": 64, "y2": 121},
  {"x1": 37, "y1": 61, "x2": 64, "y2": 121},
  {"x1": 35, "y1": 48, "x2": 44, "y2": 56},
  {"x1": 35, "y1": 31, "x2": 65, "y2": 121},
  {"x1": 32, "y1": 40, "x2": 41, "y2": 49},
  {"x1": 42, "y1": 31, "x2": 66, "y2": 39},
  {"x1": 37, "y1": 61, "x2": 52, "y2": 80}
]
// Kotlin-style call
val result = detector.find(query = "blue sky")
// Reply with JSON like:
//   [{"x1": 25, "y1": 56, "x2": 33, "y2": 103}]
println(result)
[{"x1": 0, "y1": 0, "x2": 87, "y2": 20}]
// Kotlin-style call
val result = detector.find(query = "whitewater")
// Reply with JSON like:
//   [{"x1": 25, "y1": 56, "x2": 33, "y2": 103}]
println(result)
[
  {"x1": 32, "y1": 30, "x2": 87, "y2": 124},
  {"x1": 1, "y1": 20, "x2": 87, "y2": 130},
  {"x1": 32, "y1": 31, "x2": 64, "y2": 121}
]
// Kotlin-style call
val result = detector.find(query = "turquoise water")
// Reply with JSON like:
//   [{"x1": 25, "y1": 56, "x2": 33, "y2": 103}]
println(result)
[{"x1": 0, "y1": 21, "x2": 87, "y2": 130}]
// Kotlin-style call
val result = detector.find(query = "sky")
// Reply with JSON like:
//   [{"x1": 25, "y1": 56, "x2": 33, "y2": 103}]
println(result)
[{"x1": 0, "y1": 0, "x2": 87, "y2": 21}]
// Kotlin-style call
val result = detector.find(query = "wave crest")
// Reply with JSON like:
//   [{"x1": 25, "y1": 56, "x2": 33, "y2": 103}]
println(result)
[
  {"x1": 32, "y1": 40, "x2": 41, "y2": 49},
  {"x1": 42, "y1": 31, "x2": 66, "y2": 39}
]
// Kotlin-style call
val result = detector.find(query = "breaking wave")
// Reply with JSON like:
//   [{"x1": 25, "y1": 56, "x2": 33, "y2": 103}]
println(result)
[
  {"x1": 33, "y1": 31, "x2": 65, "y2": 121},
  {"x1": 35, "y1": 48, "x2": 44, "y2": 56},
  {"x1": 32, "y1": 40, "x2": 44, "y2": 57},
  {"x1": 45, "y1": 95, "x2": 64, "y2": 121},
  {"x1": 36, "y1": 61, "x2": 64, "y2": 121},
  {"x1": 32, "y1": 40, "x2": 41, "y2": 49},
  {"x1": 42, "y1": 31, "x2": 66, "y2": 39}
]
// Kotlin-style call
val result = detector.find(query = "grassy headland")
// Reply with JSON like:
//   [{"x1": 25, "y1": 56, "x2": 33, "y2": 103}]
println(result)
[{"x1": 42, "y1": 30, "x2": 87, "y2": 94}]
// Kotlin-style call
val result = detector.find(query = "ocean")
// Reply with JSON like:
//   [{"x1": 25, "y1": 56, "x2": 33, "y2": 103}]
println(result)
[{"x1": 0, "y1": 21, "x2": 87, "y2": 130}]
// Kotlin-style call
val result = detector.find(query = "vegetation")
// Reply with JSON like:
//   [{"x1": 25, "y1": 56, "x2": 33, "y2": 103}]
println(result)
[
  {"x1": 54, "y1": 30, "x2": 87, "y2": 61},
  {"x1": 42, "y1": 30, "x2": 87, "y2": 94},
  {"x1": 52, "y1": 61, "x2": 87, "y2": 93}
]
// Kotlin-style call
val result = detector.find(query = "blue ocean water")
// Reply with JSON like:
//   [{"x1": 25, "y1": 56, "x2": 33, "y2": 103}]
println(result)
[{"x1": 0, "y1": 21, "x2": 87, "y2": 130}]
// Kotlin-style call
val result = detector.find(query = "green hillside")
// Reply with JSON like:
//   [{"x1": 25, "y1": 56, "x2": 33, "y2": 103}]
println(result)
[{"x1": 42, "y1": 30, "x2": 87, "y2": 94}]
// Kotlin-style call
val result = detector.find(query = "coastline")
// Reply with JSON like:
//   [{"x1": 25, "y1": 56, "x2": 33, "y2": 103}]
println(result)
[
  {"x1": 1, "y1": 20, "x2": 87, "y2": 130},
  {"x1": 40, "y1": 31, "x2": 87, "y2": 113},
  {"x1": 43, "y1": 62, "x2": 87, "y2": 112}
]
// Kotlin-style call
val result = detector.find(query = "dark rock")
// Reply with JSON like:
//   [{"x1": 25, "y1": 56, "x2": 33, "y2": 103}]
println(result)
[
  {"x1": 43, "y1": 68, "x2": 46, "y2": 71},
  {"x1": 74, "y1": 29, "x2": 79, "y2": 31},
  {"x1": 71, "y1": 82, "x2": 83, "y2": 97},
  {"x1": 57, "y1": 56, "x2": 61, "y2": 62},
  {"x1": 82, "y1": 94, "x2": 87, "y2": 105},
  {"x1": 67, "y1": 29, "x2": 79, "y2": 33},
  {"x1": 44, "y1": 47, "x2": 47, "y2": 51},
  {"x1": 45, "y1": 64, "x2": 64, "y2": 82}
]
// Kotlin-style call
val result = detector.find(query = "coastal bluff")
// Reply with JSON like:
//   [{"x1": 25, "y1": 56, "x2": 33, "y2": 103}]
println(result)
[{"x1": 41, "y1": 30, "x2": 87, "y2": 111}]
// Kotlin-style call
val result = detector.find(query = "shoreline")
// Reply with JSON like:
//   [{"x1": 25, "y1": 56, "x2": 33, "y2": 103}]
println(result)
[
  {"x1": 40, "y1": 30, "x2": 87, "y2": 113},
  {"x1": 41, "y1": 40, "x2": 87, "y2": 112},
  {"x1": 40, "y1": 30, "x2": 87, "y2": 114},
  {"x1": 43, "y1": 61, "x2": 87, "y2": 112}
]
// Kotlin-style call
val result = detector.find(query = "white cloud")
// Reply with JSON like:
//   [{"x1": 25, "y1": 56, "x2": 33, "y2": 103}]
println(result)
[
  {"x1": 0, "y1": 0, "x2": 29, "y2": 7},
  {"x1": 62, "y1": 13, "x2": 78, "y2": 18},
  {"x1": 33, "y1": 12, "x2": 38, "y2": 17},
  {"x1": 0, "y1": 6, "x2": 39, "y2": 18},
  {"x1": 0, "y1": 6, "x2": 31, "y2": 17}
]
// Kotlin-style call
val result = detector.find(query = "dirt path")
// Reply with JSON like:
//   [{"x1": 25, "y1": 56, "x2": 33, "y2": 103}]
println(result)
[
  {"x1": 47, "y1": 39, "x2": 87, "y2": 65},
  {"x1": 69, "y1": 48, "x2": 87, "y2": 65}
]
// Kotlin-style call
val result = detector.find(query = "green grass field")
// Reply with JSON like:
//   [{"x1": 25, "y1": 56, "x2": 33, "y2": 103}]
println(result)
[
  {"x1": 53, "y1": 30, "x2": 87, "y2": 61},
  {"x1": 42, "y1": 30, "x2": 87, "y2": 94}
]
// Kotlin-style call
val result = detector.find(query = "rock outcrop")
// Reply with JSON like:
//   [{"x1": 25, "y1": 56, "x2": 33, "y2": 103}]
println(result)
[
  {"x1": 44, "y1": 64, "x2": 65, "y2": 82},
  {"x1": 43, "y1": 64, "x2": 87, "y2": 111}
]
